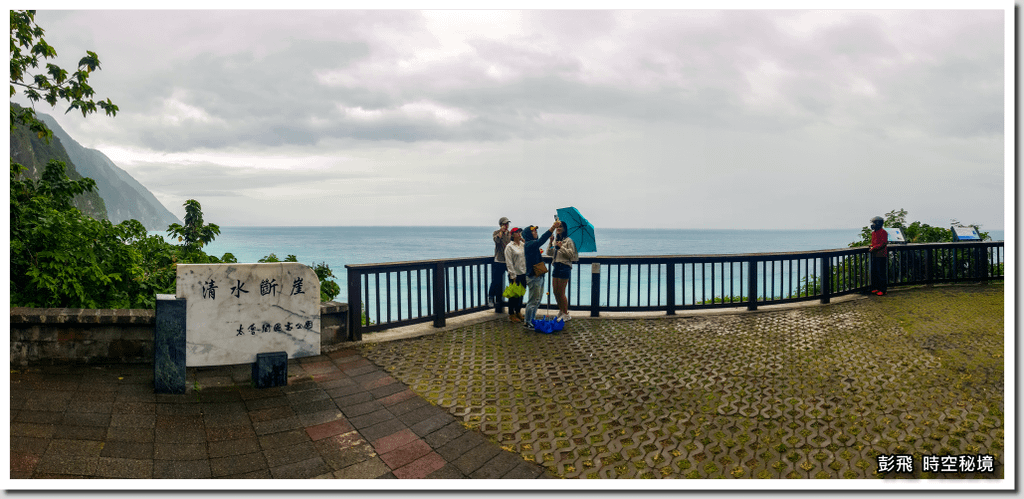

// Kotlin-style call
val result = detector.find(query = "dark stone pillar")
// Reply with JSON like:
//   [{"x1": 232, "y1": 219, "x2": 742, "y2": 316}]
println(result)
[{"x1": 154, "y1": 294, "x2": 186, "y2": 394}]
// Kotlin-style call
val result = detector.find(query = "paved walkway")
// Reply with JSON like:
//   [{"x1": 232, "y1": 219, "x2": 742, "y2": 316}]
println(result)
[
  {"x1": 10, "y1": 284, "x2": 1004, "y2": 482},
  {"x1": 10, "y1": 348, "x2": 553, "y2": 479}
]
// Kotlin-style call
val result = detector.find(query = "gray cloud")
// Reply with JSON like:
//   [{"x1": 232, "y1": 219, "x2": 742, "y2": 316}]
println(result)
[{"x1": 19, "y1": 8, "x2": 1006, "y2": 230}]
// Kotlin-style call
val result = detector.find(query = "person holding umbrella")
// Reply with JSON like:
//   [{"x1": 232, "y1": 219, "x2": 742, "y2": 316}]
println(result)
[
  {"x1": 503, "y1": 227, "x2": 527, "y2": 323},
  {"x1": 522, "y1": 222, "x2": 558, "y2": 331},
  {"x1": 547, "y1": 220, "x2": 578, "y2": 321}
]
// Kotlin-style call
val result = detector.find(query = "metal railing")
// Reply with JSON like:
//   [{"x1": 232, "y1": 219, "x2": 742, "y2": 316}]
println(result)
[{"x1": 345, "y1": 241, "x2": 1003, "y2": 340}]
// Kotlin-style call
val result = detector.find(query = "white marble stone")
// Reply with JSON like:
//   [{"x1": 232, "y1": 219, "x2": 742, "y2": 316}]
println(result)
[{"x1": 176, "y1": 263, "x2": 321, "y2": 367}]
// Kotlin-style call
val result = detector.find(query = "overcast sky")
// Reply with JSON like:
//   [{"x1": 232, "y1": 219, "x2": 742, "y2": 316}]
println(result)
[{"x1": 17, "y1": 5, "x2": 1011, "y2": 230}]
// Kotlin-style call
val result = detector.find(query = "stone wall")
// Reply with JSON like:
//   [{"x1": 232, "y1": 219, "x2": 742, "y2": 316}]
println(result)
[{"x1": 10, "y1": 302, "x2": 349, "y2": 366}]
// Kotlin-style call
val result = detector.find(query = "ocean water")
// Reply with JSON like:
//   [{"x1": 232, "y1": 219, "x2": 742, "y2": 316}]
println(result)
[{"x1": 149, "y1": 226, "x2": 1002, "y2": 305}]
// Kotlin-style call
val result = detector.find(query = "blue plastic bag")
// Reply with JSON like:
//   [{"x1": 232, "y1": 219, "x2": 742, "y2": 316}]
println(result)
[{"x1": 532, "y1": 316, "x2": 564, "y2": 334}]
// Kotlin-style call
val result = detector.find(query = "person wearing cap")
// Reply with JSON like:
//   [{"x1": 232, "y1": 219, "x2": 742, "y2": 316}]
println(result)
[
  {"x1": 503, "y1": 227, "x2": 527, "y2": 323},
  {"x1": 868, "y1": 216, "x2": 888, "y2": 296},
  {"x1": 522, "y1": 222, "x2": 559, "y2": 330},
  {"x1": 489, "y1": 217, "x2": 512, "y2": 308}
]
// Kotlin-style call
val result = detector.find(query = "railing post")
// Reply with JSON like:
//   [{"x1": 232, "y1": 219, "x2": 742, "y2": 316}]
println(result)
[
  {"x1": 346, "y1": 267, "x2": 363, "y2": 341},
  {"x1": 590, "y1": 262, "x2": 601, "y2": 317},
  {"x1": 493, "y1": 262, "x2": 505, "y2": 313},
  {"x1": 666, "y1": 263, "x2": 676, "y2": 316},
  {"x1": 433, "y1": 262, "x2": 446, "y2": 328},
  {"x1": 746, "y1": 259, "x2": 758, "y2": 311},
  {"x1": 924, "y1": 247, "x2": 933, "y2": 285},
  {"x1": 820, "y1": 256, "x2": 831, "y2": 304},
  {"x1": 975, "y1": 244, "x2": 986, "y2": 281}
]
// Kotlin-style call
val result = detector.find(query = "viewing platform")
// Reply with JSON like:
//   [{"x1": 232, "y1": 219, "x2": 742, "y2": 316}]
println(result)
[{"x1": 10, "y1": 282, "x2": 1004, "y2": 483}]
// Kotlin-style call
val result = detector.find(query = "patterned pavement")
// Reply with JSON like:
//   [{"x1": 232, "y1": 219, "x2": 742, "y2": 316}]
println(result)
[{"x1": 359, "y1": 284, "x2": 1005, "y2": 479}]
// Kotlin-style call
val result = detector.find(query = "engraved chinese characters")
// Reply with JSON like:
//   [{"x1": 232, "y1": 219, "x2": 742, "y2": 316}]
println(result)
[{"x1": 177, "y1": 263, "x2": 320, "y2": 367}]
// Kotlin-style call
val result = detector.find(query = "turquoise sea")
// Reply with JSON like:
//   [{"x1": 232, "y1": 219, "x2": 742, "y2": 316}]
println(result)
[{"x1": 150, "y1": 226, "x2": 1003, "y2": 304}]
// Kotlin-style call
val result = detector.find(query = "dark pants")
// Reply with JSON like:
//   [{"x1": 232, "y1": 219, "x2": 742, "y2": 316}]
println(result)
[
  {"x1": 871, "y1": 255, "x2": 887, "y2": 293},
  {"x1": 508, "y1": 275, "x2": 526, "y2": 316},
  {"x1": 490, "y1": 262, "x2": 507, "y2": 302}
]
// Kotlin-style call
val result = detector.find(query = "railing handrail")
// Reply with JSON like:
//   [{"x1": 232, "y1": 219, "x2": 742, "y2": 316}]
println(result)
[
  {"x1": 344, "y1": 241, "x2": 1003, "y2": 270},
  {"x1": 345, "y1": 240, "x2": 1004, "y2": 340}
]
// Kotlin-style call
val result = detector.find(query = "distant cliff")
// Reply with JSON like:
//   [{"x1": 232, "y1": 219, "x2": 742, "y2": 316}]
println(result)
[
  {"x1": 9, "y1": 106, "x2": 181, "y2": 230},
  {"x1": 9, "y1": 109, "x2": 108, "y2": 221}
]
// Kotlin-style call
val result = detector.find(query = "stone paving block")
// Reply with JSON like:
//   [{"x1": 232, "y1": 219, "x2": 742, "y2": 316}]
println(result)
[
  {"x1": 73, "y1": 400, "x2": 116, "y2": 414},
  {"x1": 377, "y1": 388, "x2": 418, "y2": 407},
  {"x1": 11, "y1": 436, "x2": 49, "y2": 455},
  {"x1": 359, "y1": 418, "x2": 408, "y2": 443},
  {"x1": 13, "y1": 411, "x2": 63, "y2": 425},
  {"x1": 10, "y1": 452, "x2": 39, "y2": 478},
  {"x1": 470, "y1": 450, "x2": 523, "y2": 479},
  {"x1": 153, "y1": 459, "x2": 212, "y2": 479},
  {"x1": 101, "y1": 441, "x2": 154, "y2": 460},
  {"x1": 52, "y1": 425, "x2": 107, "y2": 441},
  {"x1": 208, "y1": 437, "x2": 261, "y2": 459},
  {"x1": 410, "y1": 412, "x2": 453, "y2": 437},
  {"x1": 348, "y1": 408, "x2": 395, "y2": 430},
  {"x1": 319, "y1": 442, "x2": 376, "y2": 471},
  {"x1": 105, "y1": 426, "x2": 155, "y2": 443},
  {"x1": 425, "y1": 463, "x2": 469, "y2": 479},
  {"x1": 502, "y1": 461, "x2": 545, "y2": 479},
  {"x1": 249, "y1": 405, "x2": 296, "y2": 423},
  {"x1": 203, "y1": 411, "x2": 252, "y2": 428},
  {"x1": 264, "y1": 441, "x2": 318, "y2": 468},
  {"x1": 380, "y1": 439, "x2": 432, "y2": 470},
  {"x1": 35, "y1": 454, "x2": 99, "y2": 476},
  {"x1": 287, "y1": 388, "x2": 331, "y2": 406},
  {"x1": 371, "y1": 428, "x2": 418, "y2": 454},
  {"x1": 291, "y1": 398, "x2": 338, "y2": 416},
  {"x1": 210, "y1": 451, "x2": 268, "y2": 477},
  {"x1": 333, "y1": 456, "x2": 390, "y2": 479},
  {"x1": 424, "y1": 422, "x2": 468, "y2": 449},
  {"x1": 60, "y1": 412, "x2": 111, "y2": 427},
  {"x1": 154, "y1": 442, "x2": 206, "y2": 461},
  {"x1": 205, "y1": 424, "x2": 256, "y2": 442},
  {"x1": 46, "y1": 439, "x2": 104, "y2": 457},
  {"x1": 397, "y1": 404, "x2": 445, "y2": 426},
  {"x1": 112, "y1": 402, "x2": 156, "y2": 414},
  {"x1": 110, "y1": 413, "x2": 156, "y2": 428},
  {"x1": 369, "y1": 382, "x2": 406, "y2": 400},
  {"x1": 452, "y1": 440, "x2": 502, "y2": 475},
  {"x1": 387, "y1": 396, "x2": 430, "y2": 417},
  {"x1": 243, "y1": 395, "x2": 290, "y2": 412},
  {"x1": 253, "y1": 416, "x2": 302, "y2": 436},
  {"x1": 11, "y1": 423, "x2": 57, "y2": 439},
  {"x1": 305, "y1": 418, "x2": 355, "y2": 442},
  {"x1": 393, "y1": 451, "x2": 446, "y2": 479},
  {"x1": 327, "y1": 384, "x2": 370, "y2": 400},
  {"x1": 299, "y1": 408, "x2": 344, "y2": 428},
  {"x1": 220, "y1": 469, "x2": 273, "y2": 479},
  {"x1": 340, "y1": 399, "x2": 385, "y2": 419},
  {"x1": 95, "y1": 457, "x2": 153, "y2": 479},
  {"x1": 154, "y1": 425, "x2": 206, "y2": 444},
  {"x1": 436, "y1": 431, "x2": 487, "y2": 462},
  {"x1": 156, "y1": 403, "x2": 202, "y2": 416},
  {"x1": 258, "y1": 428, "x2": 310, "y2": 451},
  {"x1": 270, "y1": 456, "x2": 331, "y2": 479}
]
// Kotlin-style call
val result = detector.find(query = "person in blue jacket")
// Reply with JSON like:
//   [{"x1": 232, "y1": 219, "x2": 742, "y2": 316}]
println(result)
[{"x1": 522, "y1": 222, "x2": 558, "y2": 330}]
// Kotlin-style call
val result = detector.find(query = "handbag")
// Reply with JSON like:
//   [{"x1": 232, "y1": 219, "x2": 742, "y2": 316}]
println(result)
[{"x1": 532, "y1": 261, "x2": 548, "y2": 277}]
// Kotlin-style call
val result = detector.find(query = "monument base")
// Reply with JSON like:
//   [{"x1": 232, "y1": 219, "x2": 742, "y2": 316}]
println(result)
[{"x1": 252, "y1": 351, "x2": 288, "y2": 388}]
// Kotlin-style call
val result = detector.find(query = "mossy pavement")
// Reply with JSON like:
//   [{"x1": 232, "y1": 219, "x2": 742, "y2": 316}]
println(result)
[{"x1": 359, "y1": 283, "x2": 1005, "y2": 479}]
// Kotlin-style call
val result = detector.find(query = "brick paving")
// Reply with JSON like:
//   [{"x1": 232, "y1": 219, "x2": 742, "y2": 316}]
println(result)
[
  {"x1": 9, "y1": 347, "x2": 553, "y2": 480},
  {"x1": 9, "y1": 284, "x2": 1004, "y2": 483}
]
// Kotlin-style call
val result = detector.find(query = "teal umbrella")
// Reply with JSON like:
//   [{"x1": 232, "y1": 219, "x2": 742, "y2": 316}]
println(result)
[{"x1": 555, "y1": 207, "x2": 596, "y2": 253}]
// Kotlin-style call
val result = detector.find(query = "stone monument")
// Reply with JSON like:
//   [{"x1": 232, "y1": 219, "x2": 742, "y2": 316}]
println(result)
[{"x1": 175, "y1": 262, "x2": 321, "y2": 367}]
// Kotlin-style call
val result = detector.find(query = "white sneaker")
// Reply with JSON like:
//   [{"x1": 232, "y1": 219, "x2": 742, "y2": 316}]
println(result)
[{"x1": 562, "y1": 313, "x2": 571, "y2": 322}]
